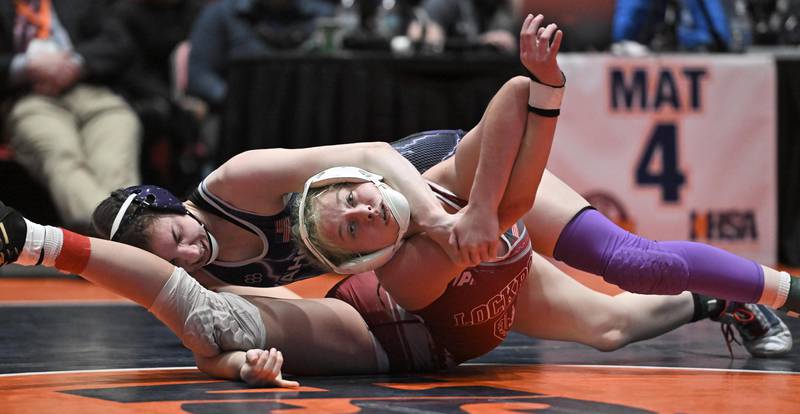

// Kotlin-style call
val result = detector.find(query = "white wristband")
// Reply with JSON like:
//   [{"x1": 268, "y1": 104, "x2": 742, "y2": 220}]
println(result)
[{"x1": 528, "y1": 79, "x2": 564, "y2": 111}]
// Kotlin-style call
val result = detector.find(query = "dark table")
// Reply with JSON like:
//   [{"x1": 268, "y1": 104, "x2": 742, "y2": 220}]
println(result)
[{"x1": 223, "y1": 52, "x2": 523, "y2": 162}]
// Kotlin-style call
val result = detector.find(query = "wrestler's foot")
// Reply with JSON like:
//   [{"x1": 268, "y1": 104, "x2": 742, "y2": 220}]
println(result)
[
  {"x1": 715, "y1": 302, "x2": 792, "y2": 358},
  {"x1": 0, "y1": 201, "x2": 26, "y2": 266}
]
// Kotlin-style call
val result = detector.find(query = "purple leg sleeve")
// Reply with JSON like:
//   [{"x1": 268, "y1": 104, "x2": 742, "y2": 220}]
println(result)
[{"x1": 553, "y1": 209, "x2": 764, "y2": 303}]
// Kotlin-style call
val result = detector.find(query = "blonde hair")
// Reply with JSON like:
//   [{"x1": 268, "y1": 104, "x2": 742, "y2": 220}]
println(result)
[{"x1": 291, "y1": 184, "x2": 360, "y2": 271}]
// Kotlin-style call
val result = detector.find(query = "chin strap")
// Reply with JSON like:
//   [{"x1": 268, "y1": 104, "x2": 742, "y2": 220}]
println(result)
[
  {"x1": 204, "y1": 229, "x2": 219, "y2": 265},
  {"x1": 186, "y1": 210, "x2": 219, "y2": 266}
]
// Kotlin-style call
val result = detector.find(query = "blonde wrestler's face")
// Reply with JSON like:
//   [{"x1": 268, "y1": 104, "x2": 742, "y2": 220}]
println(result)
[
  {"x1": 148, "y1": 214, "x2": 212, "y2": 272},
  {"x1": 315, "y1": 182, "x2": 400, "y2": 255}
]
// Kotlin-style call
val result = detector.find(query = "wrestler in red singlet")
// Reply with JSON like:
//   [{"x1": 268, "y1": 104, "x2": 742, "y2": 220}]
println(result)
[{"x1": 328, "y1": 183, "x2": 533, "y2": 371}]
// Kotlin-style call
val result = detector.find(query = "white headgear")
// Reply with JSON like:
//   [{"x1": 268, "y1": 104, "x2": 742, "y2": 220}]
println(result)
[{"x1": 297, "y1": 166, "x2": 411, "y2": 274}]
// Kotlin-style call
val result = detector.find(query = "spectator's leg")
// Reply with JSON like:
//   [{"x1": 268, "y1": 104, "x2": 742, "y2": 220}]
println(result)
[
  {"x1": 7, "y1": 94, "x2": 108, "y2": 229},
  {"x1": 65, "y1": 85, "x2": 142, "y2": 196}
]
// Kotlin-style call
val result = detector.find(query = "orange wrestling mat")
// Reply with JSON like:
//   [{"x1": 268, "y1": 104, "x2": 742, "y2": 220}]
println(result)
[
  {"x1": 0, "y1": 278, "x2": 129, "y2": 303},
  {"x1": 1, "y1": 364, "x2": 797, "y2": 413}
]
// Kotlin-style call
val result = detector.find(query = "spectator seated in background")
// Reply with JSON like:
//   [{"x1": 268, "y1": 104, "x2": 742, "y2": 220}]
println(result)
[
  {"x1": 187, "y1": 0, "x2": 336, "y2": 110},
  {"x1": 0, "y1": 0, "x2": 141, "y2": 233},
  {"x1": 112, "y1": 0, "x2": 210, "y2": 196},
  {"x1": 611, "y1": 0, "x2": 735, "y2": 55},
  {"x1": 407, "y1": 0, "x2": 518, "y2": 53}
]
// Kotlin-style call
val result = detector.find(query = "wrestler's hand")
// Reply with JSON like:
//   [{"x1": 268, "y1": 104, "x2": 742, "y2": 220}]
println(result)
[
  {"x1": 449, "y1": 205, "x2": 500, "y2": 267},
  {"x1": 519, "y1": 13, "x2": 564, "y2": 87},
  {"x1": 420, "y1": 211, "x2": 469, "y2": 266},
  {"x1": 239, "y1": 348, "x2": 300, "y2": 388}
]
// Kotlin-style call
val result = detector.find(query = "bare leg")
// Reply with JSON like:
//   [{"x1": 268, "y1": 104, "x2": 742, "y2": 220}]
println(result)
[
  {"x1": 512, "y1": 253, "x2": 694, "y2": 350},
  {"x1": 251, "y1": 296, "x2": 382, "y2": 375},
  {"x1": 423, "y1": 76, "x2": 528, "y2": 198},
  {"x1": 524, "y1": 170, "x2": 590, "y2": 256},
  {"x1": 425, "y1": 76, "x2": 557, "y2": 231}
]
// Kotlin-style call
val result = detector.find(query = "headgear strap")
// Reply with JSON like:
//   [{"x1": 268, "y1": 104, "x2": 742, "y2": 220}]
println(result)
[{"x1": 109, "y1": 193, "x2": 137, "y2": 241}]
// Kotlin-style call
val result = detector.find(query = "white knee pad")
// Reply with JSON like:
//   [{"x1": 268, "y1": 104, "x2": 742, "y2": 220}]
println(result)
[{"x1": 149, "y1": 268, "x2": 267, "y2": 357}]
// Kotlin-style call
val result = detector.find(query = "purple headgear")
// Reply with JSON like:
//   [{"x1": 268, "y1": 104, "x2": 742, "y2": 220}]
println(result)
[{"x1": 109, "y1": 185, "x2": 219, "y2": 266}]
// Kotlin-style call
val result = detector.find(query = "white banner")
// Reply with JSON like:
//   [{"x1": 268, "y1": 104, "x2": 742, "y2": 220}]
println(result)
[{"x1": 549, "y1": 54, "x2": 776, "y2": 264}]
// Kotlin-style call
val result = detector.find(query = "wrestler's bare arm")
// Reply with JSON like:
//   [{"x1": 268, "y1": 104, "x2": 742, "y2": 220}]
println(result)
[{"x1": 204, "y1": 142, "x2": 462, "y2": 256}]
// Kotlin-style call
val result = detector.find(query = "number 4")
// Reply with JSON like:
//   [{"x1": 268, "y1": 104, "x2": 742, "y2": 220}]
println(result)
[{"x1": 635, "y1": 123, "x2": 686, "y2": 203}]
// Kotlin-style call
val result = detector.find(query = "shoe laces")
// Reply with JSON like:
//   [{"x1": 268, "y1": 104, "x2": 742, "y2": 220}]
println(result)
[
  {"x1": 718, "y1": 305, "x2": 756, "y2": 359},
  {"x1": 0, "y1": 229, "x2": 20, "y2": 265}
]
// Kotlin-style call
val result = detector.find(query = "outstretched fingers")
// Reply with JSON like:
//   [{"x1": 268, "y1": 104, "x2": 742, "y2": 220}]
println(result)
[
  {"x1": 519, "y1": 13, "x2": 565, "y2": 86},
  {"x1": 520, "y1": 14, "x2": 543, "y2": 61}
]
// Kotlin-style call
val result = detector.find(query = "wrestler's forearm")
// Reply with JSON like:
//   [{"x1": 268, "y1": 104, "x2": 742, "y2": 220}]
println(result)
[
  {"x1": 206, "y1": 143, "x2": 446, "y2": 225},
  {"x1": 194, "y1": 351, "x2": 246, "y2": 382},
  {"x1": 195, "y1": 350, "x2": 300, "y2": 388},
  {"x1": 496, "y1": 109, "x2": 558, "y2": 231},
  {"x1": 493, "y1": 13, "x2": 564, "y2": 230},
  {"x1": 466, "y1": 78, "x2": 529, "y2": 218}
]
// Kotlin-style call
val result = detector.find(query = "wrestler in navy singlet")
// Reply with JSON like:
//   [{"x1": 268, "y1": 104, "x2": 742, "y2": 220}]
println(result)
[
  {"x1": 390, "y1": 129, "x2": 465, "y2": 173},
  {"x1": 189, "y1": 180, "x2": 326, "y2": 287}
]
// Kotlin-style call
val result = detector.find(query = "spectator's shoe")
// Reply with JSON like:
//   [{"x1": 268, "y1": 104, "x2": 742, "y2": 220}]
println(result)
[
  {"x1": 610, "y1": 40, "x2": 651, "y2": 56},
  {"x1": 715, "y1": 302, "x2": 793, "y2": 358},
  {"x1": 0, "y1": 201, "x2": 26, "y2": 266}
]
